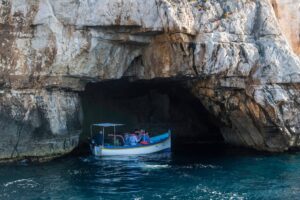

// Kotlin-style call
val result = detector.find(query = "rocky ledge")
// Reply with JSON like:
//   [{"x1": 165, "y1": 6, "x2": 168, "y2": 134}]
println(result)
[{"x1": 0, "y1": 0, "x2": 300, "y2": 161}]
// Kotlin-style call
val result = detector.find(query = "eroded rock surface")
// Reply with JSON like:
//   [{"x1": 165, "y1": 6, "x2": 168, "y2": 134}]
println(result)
[
  {"x1": 272, "y1": 0, "x2": 300, "y2": 56},
  {"x1": 0, "y1": 0, "x2": 300, "y2": 160}
]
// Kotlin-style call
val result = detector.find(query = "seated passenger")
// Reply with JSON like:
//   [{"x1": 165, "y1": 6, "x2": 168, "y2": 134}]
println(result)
[
  {"x1": 138, "y1": 129, "x2": 145, "y2": 141},
  {"x1": 140, "y1": 132, "x2": 150, "y2": 145},
  {"x1": 134, "y1": 129, "x2": 141, "y2": 136},
  {"x1": 128, "y1": 133, "x2": 139, "y2": 146},
  {"x1": 124, "y1": 133, "x2": 130, "y2": 146}
]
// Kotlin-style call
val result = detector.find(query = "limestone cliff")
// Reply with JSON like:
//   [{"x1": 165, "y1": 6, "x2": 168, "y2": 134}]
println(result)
[
  {"x1": 0, "y1": 0, "x2": 300, "y2": 161},
  {"x1": 272, "y1": 0, "x2": 300, "y2": 56}
]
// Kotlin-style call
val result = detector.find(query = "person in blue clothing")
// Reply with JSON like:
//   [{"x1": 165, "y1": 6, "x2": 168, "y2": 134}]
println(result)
[
  {"x1": 93, "y1": 131, "x2": 104, "y2": 146},
  {"x1": 124, "y1": 133, "x2": 130, "y2": 145},
  {"x1": 128, "y1": 133, "x2": 139, "y2": 146},
  {"x1": 139, "y1": 130, "x2": 150, "y2": 145}
]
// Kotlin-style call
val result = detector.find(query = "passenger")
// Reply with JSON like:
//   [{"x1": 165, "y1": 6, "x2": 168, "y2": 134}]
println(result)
[
  {"x1": 94, "y1": 131, "x2": 104, "y2": 146},
  {"x1": 139, "y1": 129, "x2": 147, "y2": 141},
  {"x1": 140, "y1": 131, "x2": 150, "y2": 145},
  {"x1": 128, "y1": 133, "x2": 139, "y2": 146},
  {"x1": 124, "y1": 133, "x2": 130, "y2": 146},
  {"x1": 134, "y1": 129, "x2": 141, "y2": 136}
]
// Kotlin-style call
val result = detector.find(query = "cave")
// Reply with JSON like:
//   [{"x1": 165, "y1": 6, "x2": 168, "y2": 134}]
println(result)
[{"x1": 80, "y1": 79, "x2": 223, "y2": 152}]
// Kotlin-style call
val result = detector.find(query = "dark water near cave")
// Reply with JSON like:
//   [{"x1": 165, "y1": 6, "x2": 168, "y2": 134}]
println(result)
[{"x1": 1, "y1": 145, "x2": 300, "y2": 200}]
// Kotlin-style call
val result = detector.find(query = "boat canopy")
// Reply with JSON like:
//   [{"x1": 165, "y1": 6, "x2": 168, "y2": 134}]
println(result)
[
  {"x1": 90, "y1": 123, "x2": 124, "y2": 145},
  {"x1": 92, "y1": 123, "x2": 124, "y2": 127}
]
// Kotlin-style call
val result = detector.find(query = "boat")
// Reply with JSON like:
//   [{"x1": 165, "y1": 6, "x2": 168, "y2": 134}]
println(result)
[{"x1": 89, "y1": 123, "x2": 171, "y2": 156}]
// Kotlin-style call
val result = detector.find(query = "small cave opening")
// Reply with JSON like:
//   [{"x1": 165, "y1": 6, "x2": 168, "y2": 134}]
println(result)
[{"x1": 79, "y1": 79, "x2": 224, "y2": 153}]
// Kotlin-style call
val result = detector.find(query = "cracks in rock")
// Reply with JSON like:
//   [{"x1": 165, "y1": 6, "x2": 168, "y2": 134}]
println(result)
[
  {"x1": 245, "y1": 89, "x2": 291, "y2": 149},
  {"x1": 188, "y1": 42, "x2": 199, "y2": 76},
  {"x1": 195, "y1": 78, "x2": 292, "y2": 151},
  {"x1": 245, "y1": 85, "x2": 299, "y2": 147},
  {"x1": 251, "y1": 0, "x2": 262, "y2": 40},
  {"x1": 197, "y1": 43, "x2": 206, "y2": 74},
  {"x1": 123, "y1": 55, "x2": 144, "y2": 80},
  {"x1": 44, "y1": 0, "x2": 60, "y2": 25},
  {"x1": 251, "y1": 1, "x2": 281, "y2": 41},
  {"x1": 10, "y1": 123, "x2": 24, "y2": 158},
  {"x1": 164, "y1": 10, "x2": 170, "y2": 33},
  {"x1": 1, "y1": 92, "x2": 34, "y2": 159},
  {"x1": 210, "y1": 43, "x2": 221, "y2": 74},
  {"x1": 155, "y1": 0, "x2": 168, "y2": 32},
  {"x1": 239, "y1": 94, "x2": 285, "y2": 150},
  {"x1": 239, "y1": 45, "x2": 249, "y2": 64}
]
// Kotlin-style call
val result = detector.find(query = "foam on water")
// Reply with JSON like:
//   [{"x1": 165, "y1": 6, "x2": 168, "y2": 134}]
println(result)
[
  {"x1": 142, "y1": 164, "x2": 170, "y2": 169},
  {"x1": 3, "y1": 179, "x2": 39, "y2": 188}
]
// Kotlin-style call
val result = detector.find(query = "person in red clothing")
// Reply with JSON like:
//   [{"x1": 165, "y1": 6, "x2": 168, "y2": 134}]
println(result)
[{"x1": 139, "y1": 130, "x2": 150, "y2": 145}]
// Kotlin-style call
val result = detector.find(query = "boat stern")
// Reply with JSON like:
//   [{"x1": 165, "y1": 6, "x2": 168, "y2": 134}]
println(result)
[{"x1": 90, "y1": 145, "x2": 102, "y2": 156}]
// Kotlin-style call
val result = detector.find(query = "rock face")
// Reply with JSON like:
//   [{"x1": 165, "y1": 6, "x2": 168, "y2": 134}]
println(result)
[
  {"x1": 0, "y1": 0, "x2": 300, "y2": 160},
  {"x1": 272, "y1": 0, "x2": 300, "y2": 56},
  {"x1": 0, "y1": 90, "x2": 81, "y2": 160}
]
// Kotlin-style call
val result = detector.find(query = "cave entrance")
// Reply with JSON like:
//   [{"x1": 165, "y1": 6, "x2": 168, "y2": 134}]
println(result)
[{"x1": 80, "y1": 79, "x2": 223, "y2": 152}]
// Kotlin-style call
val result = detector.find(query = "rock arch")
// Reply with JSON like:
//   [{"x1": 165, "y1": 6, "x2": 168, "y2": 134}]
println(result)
[{"x1": 1, "y1": 0, "x2": 300, "y2": 161}]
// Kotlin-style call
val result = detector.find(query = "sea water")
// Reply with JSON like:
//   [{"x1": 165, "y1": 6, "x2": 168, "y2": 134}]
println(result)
[{"x1": 1, "y1": 145, "x2": 300, "y2": 200}]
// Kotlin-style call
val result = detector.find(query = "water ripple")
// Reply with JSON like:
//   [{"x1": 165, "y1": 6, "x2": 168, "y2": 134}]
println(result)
[
  {"x1": 3, "y1": 179, "x2": 39, "y2": 189},
  {"x1": 1, "y1": 151, "x2": 300, "y2": 199}
]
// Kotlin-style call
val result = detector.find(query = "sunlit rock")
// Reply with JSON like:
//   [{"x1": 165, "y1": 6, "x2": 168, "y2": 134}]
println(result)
[{"x1": 271, "y1": 0, "x2": 300, "y2": 56}]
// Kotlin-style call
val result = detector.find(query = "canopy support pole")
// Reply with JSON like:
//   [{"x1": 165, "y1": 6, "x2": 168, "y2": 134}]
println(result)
[
  {"x1": 114, "y1": 125, "x2": 116, "y2": 146},
  {"x1": 102, "y1": 127, "x2": 105, "y2": 146}
]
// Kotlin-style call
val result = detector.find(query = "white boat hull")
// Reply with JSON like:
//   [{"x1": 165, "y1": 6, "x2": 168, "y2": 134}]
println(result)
[{"x1": 92, "y1": 136, "x2": 171, "y2": 156}]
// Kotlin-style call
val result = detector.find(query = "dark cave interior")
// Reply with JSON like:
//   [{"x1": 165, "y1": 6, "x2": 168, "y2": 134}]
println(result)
[{"x1": 80, "y1": 79, "x2": 223, "y2": 151}]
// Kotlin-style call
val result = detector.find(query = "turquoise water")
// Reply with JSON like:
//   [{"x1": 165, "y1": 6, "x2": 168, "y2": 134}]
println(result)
[{"x1": 1, "y1": 146, "x2": 300, "y2": 200}]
